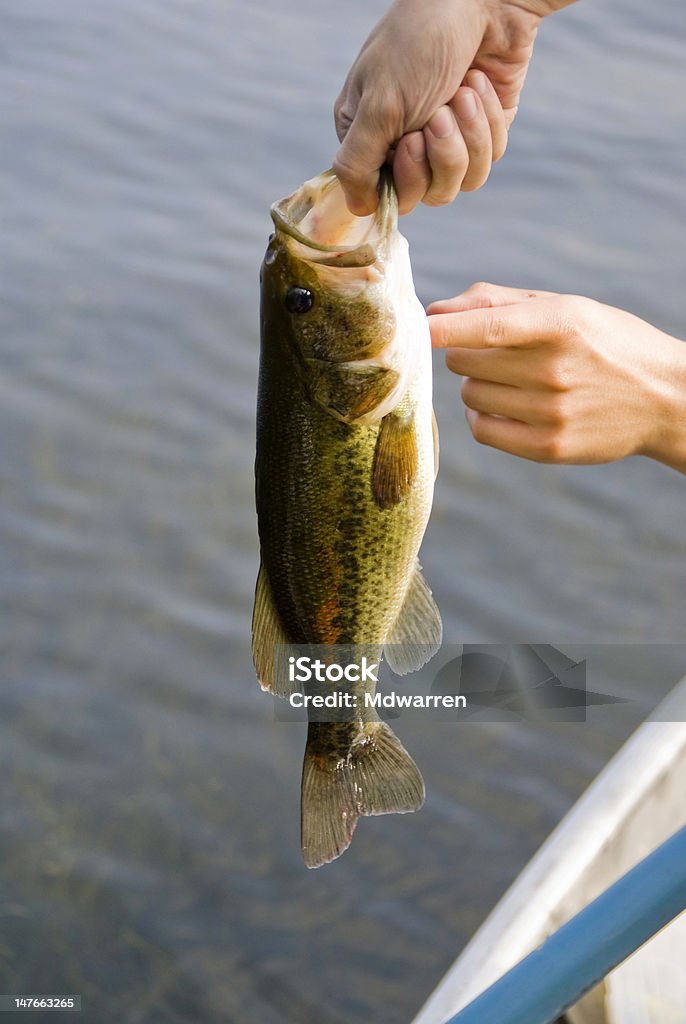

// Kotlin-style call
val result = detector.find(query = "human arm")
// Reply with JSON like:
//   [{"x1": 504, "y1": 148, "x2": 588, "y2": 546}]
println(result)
[
  {"x1": 333, "y1": 0, "x2": 578, "y2": 215},
  {"x1": 428, "y1": 282, "x2": 686, "y2": 473}
]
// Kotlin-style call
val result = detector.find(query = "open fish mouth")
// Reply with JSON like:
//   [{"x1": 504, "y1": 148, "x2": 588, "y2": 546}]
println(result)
[{"x1": 270, "y1": 168, "x2": 397, "y2": 268}]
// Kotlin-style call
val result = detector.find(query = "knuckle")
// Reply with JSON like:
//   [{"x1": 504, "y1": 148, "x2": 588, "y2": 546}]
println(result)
[
  {"x1": 365, "y1": 89, "x2": 402, "y2": 129},
  {"x1": 550, "y1": 295, "x2": 587, "y2": 339},
  {"x1": 538, "y1": 358, "x2": 570, "y2": 392},
  {"x1": 334, "y1": 104, "x2": 353, "y2": 138},
  {"x1": 549, "y1": 310, "x2": 575, "y2": 343},
  {"x1": 461, "y1": 166, "x2": 490, "y2": 193},
  {"x1": 542, "y1": 393, "x2": 568, "y2": 427},
  {"x1": 425, "y1": 133, "x2": 468, "y2": 173},
  {"x1": 423, "y1": 191, "x2": 458, "y2": 208},
  {"x1": 468, "y1": 281, "x2": 493, "y2": 295},
  {"x1": 464, "y1": 281, "x2": 500, "y2": 309},
  {"x1": 483, "y1": 312, "x2": 507, "y2": 347},
  {"x1": 536, "y1": 431, "x2": 567, "y2": 463},
  {"x1": 438, "y1": 152, "x2": 469, "y2": 177}
]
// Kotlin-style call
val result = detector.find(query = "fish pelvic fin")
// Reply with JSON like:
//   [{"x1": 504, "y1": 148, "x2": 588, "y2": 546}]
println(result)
[
  {"x1": 384, "y1": 564, "x2": 442, "y2": 675},
  {"x1": 251, "y1": 562, "x2": 300, "y2": 697},
  {"x1": 301, "y1": 722, "x2": 425, "y2": 868}
]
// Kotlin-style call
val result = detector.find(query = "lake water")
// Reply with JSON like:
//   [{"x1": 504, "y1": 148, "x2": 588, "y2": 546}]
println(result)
[{"x1": 1, "y1": 1, "x2": 685, "y2": 1021}]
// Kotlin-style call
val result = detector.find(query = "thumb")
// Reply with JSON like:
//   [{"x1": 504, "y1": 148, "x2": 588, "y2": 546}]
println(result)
[{"x1": 333, "y1": 100, "x2": 397, "y2": 215}]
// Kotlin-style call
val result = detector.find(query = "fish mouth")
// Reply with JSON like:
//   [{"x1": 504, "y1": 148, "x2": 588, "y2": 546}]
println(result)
[{"x1": 270, "y1": 168, "x2": 397, "y2": 268}]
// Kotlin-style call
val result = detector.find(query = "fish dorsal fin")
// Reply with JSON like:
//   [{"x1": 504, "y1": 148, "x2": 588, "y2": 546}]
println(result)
[
  {"x1": 384, "y1": 564, "x2": 442, "y2": 675},
  {"x1": 251, "y1": 562, "x2": 301, "y2": 696},
  {"x1": 372, "y1": 408, "x2": 418, "y2": 509}
]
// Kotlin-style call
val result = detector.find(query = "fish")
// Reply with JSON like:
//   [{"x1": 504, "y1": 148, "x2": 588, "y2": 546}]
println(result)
[{"x1": 252, "y1": 168, "x2": 442, "y2": 868}]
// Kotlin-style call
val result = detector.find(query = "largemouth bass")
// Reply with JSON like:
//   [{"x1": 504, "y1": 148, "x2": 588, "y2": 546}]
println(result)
[{"x1": 252, "y1": 169, "x2": 441, "y2": 868}]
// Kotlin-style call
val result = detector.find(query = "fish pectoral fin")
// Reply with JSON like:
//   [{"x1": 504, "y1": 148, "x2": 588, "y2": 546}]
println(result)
[
  {"x1": 305, "y1": 358, "x2": 399, "y2": 423},
  {"x1": 384, "y1": 564, "x2": 442, "y2": 674},
  {"x1": 432, "y1": 406, "x2": 440, "y2": 480},
  {"x1": 372, "y1": 408, "x2": 418, "y2": 509},
  {"x1": 251, "y1": 562, "x2": 300, "y2": 697},
  {"x1": 301, "y1": 722, "x2": 424, "y2": 868}
]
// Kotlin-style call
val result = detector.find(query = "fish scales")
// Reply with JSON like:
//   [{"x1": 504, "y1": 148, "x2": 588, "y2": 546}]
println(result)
[
  {"x1": 258, "y1": 387, "x2": 430, "y2": 646},
  {"x1": 253, "y1": 169, "x2": 442, "y2": 867}
]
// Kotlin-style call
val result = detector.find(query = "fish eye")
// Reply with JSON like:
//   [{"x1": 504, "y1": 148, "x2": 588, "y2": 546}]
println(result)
[{"x1": 285, "y1": 286, "x2": 314, "y2": 315}]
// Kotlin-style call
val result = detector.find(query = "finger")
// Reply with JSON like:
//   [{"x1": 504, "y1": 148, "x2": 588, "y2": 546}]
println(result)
[
  {"x1": 332, "y1": 96, "x2": 398, "y2": 215},
  {"x1": 421, "y1": 106, "x2": 469, "y2": 207},
  {"x1": 391, "y1": 131, "x2": 431, "y2": 215},
  {"x1": 449, "y1": 86, "x2": 492, "y2": 192},
  {"x1": 333, "y1": 89, "x2": 355, "y2": 144},
  {"x1": 464, "y1": 410, "x2": 553, "y2": 462},
  {"x1": 464, "y1": 70, "x2": 508, "y2": 162},
  {"x1": 503, "y1": 105, "x2": 518, "y2": 129},
  {"x1": 461, "y1": 377, "x2": 547, "y2": 425},
  {"x1": 445, "y1": 347, "x2": 538, "y2": 389},
  {"x1": 427, "y1": 282, "x2": 554, "y2": 316},
  {"x1": 429, "y1": 297, "x2": 568, "y2": 350},
  {"x1": 430, "y1": 307, "x2": 535, "y2": 350}
]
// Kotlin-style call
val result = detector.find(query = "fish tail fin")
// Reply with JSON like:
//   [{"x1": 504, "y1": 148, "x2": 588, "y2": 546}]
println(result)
[
  {"x1": 301, "y1": 728, "x2": 359, "y2": 869},
  {"x1": 301, "y1": 722, "x2": 425, "y2": 869},
  {"x1": 351, "y1": 721, "x2": 425, "y2": 817}
]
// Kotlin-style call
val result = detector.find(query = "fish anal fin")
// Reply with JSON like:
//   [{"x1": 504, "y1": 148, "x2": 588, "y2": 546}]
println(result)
[
  {"x1": 372, "y1": 409, "x2": 418, "y2": 510},
  {"x1": 251, "y1": 562, "x2": 299, "y2": 697},
  {"x1": 384, "y1": 565, "x2": 442, "y2": 674}
]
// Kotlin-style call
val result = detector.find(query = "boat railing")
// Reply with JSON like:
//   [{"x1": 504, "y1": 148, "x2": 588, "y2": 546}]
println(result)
[{"x1": 444, "y1": 823, "x2": 686, "y2": 1024}]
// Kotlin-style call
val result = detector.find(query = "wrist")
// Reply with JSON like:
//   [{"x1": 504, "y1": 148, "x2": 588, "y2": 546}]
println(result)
[{"x1": 640, "y1": 335, "x2": 686, "y2": 474}]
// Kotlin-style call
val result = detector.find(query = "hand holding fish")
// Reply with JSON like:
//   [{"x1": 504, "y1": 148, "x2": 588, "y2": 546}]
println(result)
[
  {"x1": 429, "y1": 283, "x2": 686, "y2": 472},
  {"x1": 334, "y1": 0, "x2": 576, "y2": 216}
]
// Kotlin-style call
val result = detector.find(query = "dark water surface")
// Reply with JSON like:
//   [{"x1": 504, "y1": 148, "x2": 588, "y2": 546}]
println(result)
[{"x1": 2, "y1": 1, "x2": 685, "y2": 1021}]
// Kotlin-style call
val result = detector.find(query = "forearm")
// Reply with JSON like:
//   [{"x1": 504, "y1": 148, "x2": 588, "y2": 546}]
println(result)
[{"x1": 510, "y1": 0, "x2": 579, "y2": 15}]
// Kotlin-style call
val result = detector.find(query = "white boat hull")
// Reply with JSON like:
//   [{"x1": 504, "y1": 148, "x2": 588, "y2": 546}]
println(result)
[{"x1": 412, "y1": 677, "x2": 686, "y2": 1024}]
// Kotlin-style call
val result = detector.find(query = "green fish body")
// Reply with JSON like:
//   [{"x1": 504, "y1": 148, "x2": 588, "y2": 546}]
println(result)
[{"x1": 252, "y1": 170, "x2": 441, "y2": 867}]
